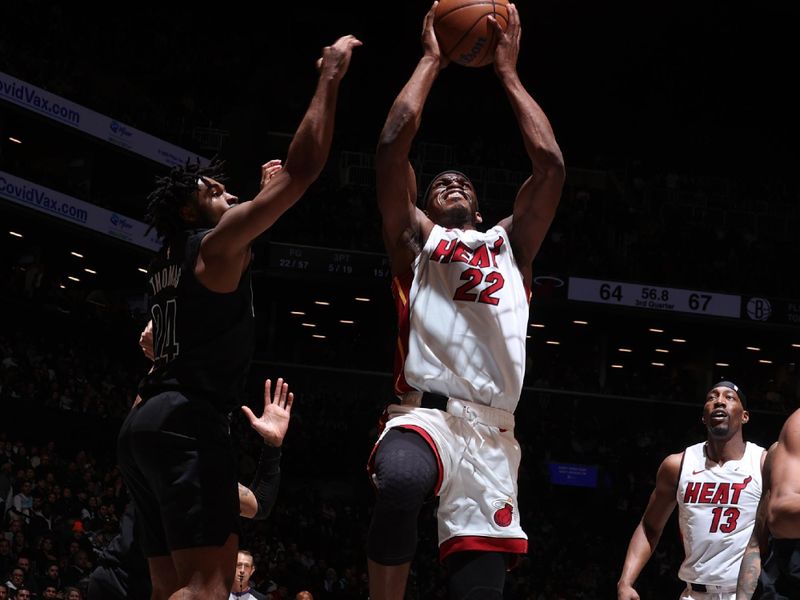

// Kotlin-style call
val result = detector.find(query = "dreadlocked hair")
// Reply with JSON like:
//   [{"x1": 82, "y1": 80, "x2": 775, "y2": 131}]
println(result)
[{"x1": 144, "y1": 158, "x2": 226, "y2": 245}]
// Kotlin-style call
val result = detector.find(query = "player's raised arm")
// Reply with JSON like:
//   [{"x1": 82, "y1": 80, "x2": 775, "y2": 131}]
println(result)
[
  {"x1": 490, "y1": 4, "x2": 564, "y2": 286},
  {"x1": 376, "y1": 2, "x2": 447, "y2": 275},
  {"x1": 197, "y1": 35, "x2": 362, "y2": 292}
]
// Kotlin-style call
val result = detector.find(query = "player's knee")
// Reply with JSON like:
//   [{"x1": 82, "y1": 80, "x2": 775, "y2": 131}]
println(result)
[
  {"x1": 373, "y1": 461, "x2": 430, "y2": 509},
  {"x1": 368, "y1": 430, "x2": 438, "y2": 563},
  {"x1": 373, "y1": 430, "x2": 437, "y2": 510}
]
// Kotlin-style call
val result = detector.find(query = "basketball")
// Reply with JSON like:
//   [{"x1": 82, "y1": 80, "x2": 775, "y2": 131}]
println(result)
[{"x1": 434, "y1": 0, "x2": 510, "y2": 68}]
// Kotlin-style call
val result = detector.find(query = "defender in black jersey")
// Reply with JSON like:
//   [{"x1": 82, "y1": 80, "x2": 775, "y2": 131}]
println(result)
[{"x1": 116, "y1": 35, "x2": 361, "y2": 599}]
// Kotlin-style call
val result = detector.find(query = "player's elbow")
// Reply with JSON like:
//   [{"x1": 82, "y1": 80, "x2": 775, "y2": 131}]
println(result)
[
  {"x1": 640, "y1": 522, "x2": 663, "y2": 547},
  {"x1": 377, "y1": 105, "x2": 416, "y2": 152},
  {"x1": 535, "y1": 147, "x2": 565, "y2": 182},
  {"x1": 376, "y1": 134, "x2": 400, "y2": 162},
  {"x1": 767, "y1": 497, "x2": 800, "y2": 537},
  {"x1": 281, "y1": 158, "x2": 325, "y2": 192},
  {"x1": 240, "y1": 504, "x2": 258, "y2": 520}
]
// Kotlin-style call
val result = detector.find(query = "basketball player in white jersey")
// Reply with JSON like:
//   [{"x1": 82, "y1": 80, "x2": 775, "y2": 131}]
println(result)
[
  {"x1": 367, "y1": 3, "x2": 564, "y2": 599},
  {"x1": 618, "y1": 381, "x2": 767, "y2": 600}
]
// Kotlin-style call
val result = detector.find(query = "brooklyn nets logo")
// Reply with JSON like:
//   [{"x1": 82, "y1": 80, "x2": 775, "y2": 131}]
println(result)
[{"x1": 746, "y1": 297, "x2": 772, "y2": 321}]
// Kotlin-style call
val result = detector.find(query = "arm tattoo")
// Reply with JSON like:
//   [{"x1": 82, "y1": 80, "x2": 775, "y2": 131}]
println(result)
[{"x1": 736, "y1": 542, "x2": 761, "y2": 600}]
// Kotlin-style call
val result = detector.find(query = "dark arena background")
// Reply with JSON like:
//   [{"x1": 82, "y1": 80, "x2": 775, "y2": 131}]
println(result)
[{"x1": 2, "y1": 1, "x2": 799, "y2": 598}]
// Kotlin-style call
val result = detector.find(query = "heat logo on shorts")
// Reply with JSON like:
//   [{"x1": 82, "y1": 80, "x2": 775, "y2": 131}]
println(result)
[{"x1": 492, "y1": 499, "x2": 514, "y2": 527}]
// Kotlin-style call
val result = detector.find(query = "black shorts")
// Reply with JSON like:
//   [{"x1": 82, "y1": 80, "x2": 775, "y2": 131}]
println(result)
[
  {"x1": 87, "y1": 500, "x2": 151, "y2": 599},
  {"x1": 760, "y1": 538, "x2": 800, "y2": 599},
  {"x1": 117, "y1": 391, "x2": 239, "y2": 557}
]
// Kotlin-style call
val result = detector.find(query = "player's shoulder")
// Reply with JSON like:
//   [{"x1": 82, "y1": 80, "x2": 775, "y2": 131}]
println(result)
[
  {"x1": 778, "y1": 409, "x2": 800, "y2": 450},
  {"x1": 188, "y1": 227, "x2": 212, "y2": 245},
  {"x1": 784, "y1": 407, "x2": 800, "y2": 429},
  {"x1": 659, "y1": 451, "x2": 685, "y2": 476},
  {"x1": 652, "y1": 452, "x2": 684, "y2": 492},
  {"x1": 490, "y1": 221, "x2": 511, "y2": 237},
  {"x1": 681, "y1": 441, "x2": 706, "y2": 458},
  {"x1": 745, "y1": 440, "x2": 768, "y2": 453}
]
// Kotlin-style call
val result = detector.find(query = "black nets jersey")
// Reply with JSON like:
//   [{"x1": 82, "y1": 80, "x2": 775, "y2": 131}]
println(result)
[{"x1": 138, "y1": 229, "x2": 255, "y2": 414}]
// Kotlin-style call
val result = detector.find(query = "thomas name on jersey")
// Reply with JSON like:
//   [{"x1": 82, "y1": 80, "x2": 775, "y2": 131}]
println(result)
[{"x1": 149, "y1": 265, "x2": 182, "y2": 296}]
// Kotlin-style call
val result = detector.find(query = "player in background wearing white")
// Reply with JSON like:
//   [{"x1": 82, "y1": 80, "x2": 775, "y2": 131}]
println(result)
[
  {"x1": 618, "y1": 381, "x2": 766, "y2": 600},
  {"x1": 368, "y1": 3, "x2": 564, "y2": 599}
]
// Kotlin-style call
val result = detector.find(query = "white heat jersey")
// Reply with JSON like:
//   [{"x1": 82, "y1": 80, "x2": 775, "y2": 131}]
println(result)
[
  {"x1": 677, "y1": 441, "x2": 764, "y2": 587},
  {"x1": 392, "y1": 224, "x2": 530, "y2": 414}
]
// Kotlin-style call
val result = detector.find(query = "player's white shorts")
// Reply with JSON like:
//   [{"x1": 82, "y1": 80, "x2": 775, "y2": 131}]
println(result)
[
  {"x1": 370, "y1": 399, "x2": 527, "y2": 561},
  {"x1": 679, "y1": 584, "x2": 736, "y2": 600}
]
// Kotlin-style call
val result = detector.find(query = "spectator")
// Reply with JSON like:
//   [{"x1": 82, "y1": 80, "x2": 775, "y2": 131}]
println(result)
[
  {"x1": 4, "y1": 568, "x2": 24, "y2": 596},
  {"x1": 63, "y1": 586, "x2": 83, "y2": 600},
  {"x1": 9, "y1": 483, "x2": 32, "y2": 524},
  {"x1": 40, "y1": 584, "x2": 58, "y2": 599},
  {"x1": 37, "y1": 563, "x2": 61, "y2": 595},
  {"x1": 0, "y1": 464, "x2": 12, "y2": 517},
  {"x1": 13, "y1": 557, "x2": 37, "y2": 597},
  {"x1": 0, "y1": 541, "x2": 13, "y2": 581},
  {"x1": 63, "y1": 550, "x2": 92, "y2": 589},
  {"x1": 27, "y1": 494, "x2": 52, "y2": 541},
  {"x1": 33, "y1": 537, "x2": 57, "y2": 569}
]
